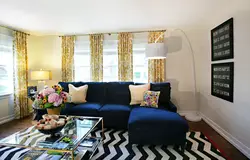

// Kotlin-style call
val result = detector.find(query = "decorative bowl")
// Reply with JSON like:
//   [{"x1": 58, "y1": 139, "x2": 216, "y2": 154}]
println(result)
[{"x1": 37, "y1": 116, "x2": 67, "y2": 137}]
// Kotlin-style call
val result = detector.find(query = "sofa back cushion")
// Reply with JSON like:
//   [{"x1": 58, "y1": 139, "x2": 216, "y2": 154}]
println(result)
[
  {"x1": 150, "y1": 82, "x2": 171, "y2": 106},
  {"x1": 85, "y1": 82, "x2": 106, "y2": 104},
  {"x1": 105, "y1": 82, "x2": 134, "y2": 105},
  {"x1": 58, "y1": 82, "x2": 106, "y2": 104}
]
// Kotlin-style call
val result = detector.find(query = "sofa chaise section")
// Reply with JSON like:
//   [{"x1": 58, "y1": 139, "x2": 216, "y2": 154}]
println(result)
[{"x1": 128, "y1": 107, "x2": 189, "y2": 150}]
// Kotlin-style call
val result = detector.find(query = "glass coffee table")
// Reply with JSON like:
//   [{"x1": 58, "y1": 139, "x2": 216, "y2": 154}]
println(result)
[{"x1": 0, "y1": 116, "x2": 103, "y2": 160}]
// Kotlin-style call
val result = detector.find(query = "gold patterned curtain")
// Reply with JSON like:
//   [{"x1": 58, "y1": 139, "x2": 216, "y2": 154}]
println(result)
[
  {"x1": 118, "y1": 33, "x2": 133, "y2": 81},
  {"x1": 61, "y1": 36, "x2": 75, "y2": 82},
  {"x1": 13, "y1": 31, "x2": 29, "y2": 119},
  {"x1": 148, "y1": 31, "x2": 166, "y2": 82},
  {"x1": 89, "y1": 34, "x2": 103, "y2": 82}
]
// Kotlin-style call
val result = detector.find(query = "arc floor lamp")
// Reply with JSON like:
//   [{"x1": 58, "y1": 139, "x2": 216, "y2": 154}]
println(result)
[{"x1": 145, "y1": 29, "x2": 202, "y2": 122}]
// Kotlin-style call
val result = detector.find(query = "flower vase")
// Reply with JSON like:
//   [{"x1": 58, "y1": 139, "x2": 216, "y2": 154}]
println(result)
[{"x1": 47, "y1": 107, "x2": 61, "y2": 115}]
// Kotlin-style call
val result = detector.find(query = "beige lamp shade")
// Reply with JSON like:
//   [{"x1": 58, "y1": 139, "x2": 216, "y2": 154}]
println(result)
[{"x1": 31, "y1": 70, "x2": 50, "y2": 81}]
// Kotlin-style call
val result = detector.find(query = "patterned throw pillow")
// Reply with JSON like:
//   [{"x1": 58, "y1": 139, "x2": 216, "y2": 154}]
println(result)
[{"x1": 140, "y1": 91, "x2": 160, "y2": 108}]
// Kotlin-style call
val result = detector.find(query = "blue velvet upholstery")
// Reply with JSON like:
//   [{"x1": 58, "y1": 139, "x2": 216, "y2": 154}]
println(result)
[
  {"x1": 105, "y1": 82, "x2": 134, "y2": 105},
  {"x1": 128, "y1": 107, "x2": 188, "y2": 145},
  {"x1": 63, "y1": 102, "x2": 102, "y2": 117},
  {"x1": 150, "y1": 82, "x2": 171, "y2": 109},
  {"x1": 168, "y1": 101, "x2": 177, "y2": 112},
  {"x1": 84, "y1": 82, "x2": 107, "y2": 104},
  {"x1": 58, "y1": 82, "x2": 85, "y2": 93},
  {"x1": 99, "y1": 104, "x2": 131, "y2": 129},
  {"x1": 49, "y1": 82, "x2": 178, "y2": 131},
  {"x1": 35, "y1": 81, "x2": 187, "y2": 147}
]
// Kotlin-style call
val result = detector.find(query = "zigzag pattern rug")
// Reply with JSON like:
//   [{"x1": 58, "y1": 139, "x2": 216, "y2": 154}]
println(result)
[{"x1": 0, "y1": 129, "x2": 228, "y2": 160}]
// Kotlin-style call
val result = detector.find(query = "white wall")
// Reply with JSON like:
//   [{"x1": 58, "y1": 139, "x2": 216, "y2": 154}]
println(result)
[
  {"x1": 197, "y1": 0, "x2": 250, "y2": 157},
  {"x1": 28, "y1": 36, "x2": 62, "y2": 87},
  {"x1": 0, "y1": 95, "x2": 15, "y2": 125}
]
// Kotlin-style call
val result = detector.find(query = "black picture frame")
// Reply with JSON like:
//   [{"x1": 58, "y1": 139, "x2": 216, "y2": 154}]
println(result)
[
  {"x1": 211, "y1": 62, "x2": 234, "y2": 102},
  {"x1": 211, "y1": 18, "x2": 234, "y2": 61}
]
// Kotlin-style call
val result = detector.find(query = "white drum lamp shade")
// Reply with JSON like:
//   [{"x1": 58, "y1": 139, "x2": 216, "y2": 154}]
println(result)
[
  {"x1": 145, "y1": 43, "x2": 166, "y2": 59},
  {"x1": 31, "y1": 70, "x2": 51, "y2": 91},
  {"x1": 31, "y1": 70, "x2": 50, "y2": 81}
]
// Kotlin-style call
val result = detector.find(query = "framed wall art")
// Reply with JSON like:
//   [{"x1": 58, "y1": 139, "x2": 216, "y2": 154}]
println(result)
[
  {"x1": 211, "y1": 62, "x2": 234, "y2": 102},
  {"x1": 211, "y1": 18, "x2": 234, "y2": 61}
]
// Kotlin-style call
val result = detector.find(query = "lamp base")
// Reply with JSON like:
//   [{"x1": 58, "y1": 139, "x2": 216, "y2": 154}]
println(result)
[
  {"x1": 37, "y1": 81, "x2": 46, "y2": 92},
  {"x1": 185, "y1": 112, "x2": 202, "y2": 122}
]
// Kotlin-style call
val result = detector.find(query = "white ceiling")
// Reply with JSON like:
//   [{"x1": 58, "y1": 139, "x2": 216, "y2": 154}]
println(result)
[{"x1": 0, "y1": 0, "x2": 230, "y2": 36}]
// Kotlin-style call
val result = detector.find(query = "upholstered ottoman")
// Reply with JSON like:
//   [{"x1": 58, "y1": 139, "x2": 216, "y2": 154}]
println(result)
[{"x1": 128, "y1": 107, "x2": 189, "y2": 152}]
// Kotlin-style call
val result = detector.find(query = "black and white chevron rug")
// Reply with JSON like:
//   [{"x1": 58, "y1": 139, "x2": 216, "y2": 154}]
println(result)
[{"x1": 0, "y1": 129, "x2": 228, "y2": 160}]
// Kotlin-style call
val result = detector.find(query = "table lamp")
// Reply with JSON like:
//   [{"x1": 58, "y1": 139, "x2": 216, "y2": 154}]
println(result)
[{"x1": 31, "y1": 70, "x2": 51, "y2": 91}]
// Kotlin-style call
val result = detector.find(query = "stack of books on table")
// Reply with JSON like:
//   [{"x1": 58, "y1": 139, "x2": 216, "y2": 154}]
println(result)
[
  {"x1": 79, "y1": 137, "x2": 100, "y2": 152},
  {"x1": 18, "y1": 150, "x2": 64, "y2": 160}
]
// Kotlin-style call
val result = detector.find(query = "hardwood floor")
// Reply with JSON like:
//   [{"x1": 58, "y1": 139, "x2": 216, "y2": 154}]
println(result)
[
  {"x1": 188, "y1": 120, "x2": 248, "y2": 160},
  {"x1": 0, "y1": 116, "x2": 248, "y2": 160}
]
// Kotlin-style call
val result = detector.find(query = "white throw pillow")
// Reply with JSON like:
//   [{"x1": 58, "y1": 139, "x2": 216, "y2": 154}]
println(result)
[
  {"x1": 68, "y1": 84, "x2": 88, "y2": 104},
  {"x1": 129, "y1": 84, "x2": 150, "y2": 105}
]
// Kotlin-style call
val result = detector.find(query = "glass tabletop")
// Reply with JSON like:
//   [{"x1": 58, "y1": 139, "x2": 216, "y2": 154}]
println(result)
[{"x1": 0, "y1": 116, "x2": 102, "y2": 152}]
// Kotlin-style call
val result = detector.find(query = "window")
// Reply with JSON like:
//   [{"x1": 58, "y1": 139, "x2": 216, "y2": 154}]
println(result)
[
  {"x1": 74, "y1": 36, "x2": 91, "y2": 82},
  {"x1": 0, "y1": 29, "x2": 13, "y2": 95},
  {"x1": 103, "y1": 34, "x2": 118, "y2": 82},
  {"x1": 133, "y1": 33, "x2": 148, "y2": 82},
  {"x1": 74, "y1": 33, "x2": 148, "y2": 82}
]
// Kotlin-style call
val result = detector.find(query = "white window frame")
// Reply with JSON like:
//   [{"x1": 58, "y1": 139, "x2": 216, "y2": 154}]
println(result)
[
  {"x1": 74, "y1": 36, "x2": 91, "y2": 82},
  {"x1": 103, "y1": 34, "x2": 118, "y2": 82},
  {"x1": 0, "y1": 28, "x2": 14, "y2": 96},
  {"x1": 133, "y1": 33, "x2": 148, "y2": 83}
]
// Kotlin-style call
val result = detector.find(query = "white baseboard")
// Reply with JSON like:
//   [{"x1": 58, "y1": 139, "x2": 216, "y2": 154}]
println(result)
[
  {"x1": 200, "y1": 112, "x2": 250, "y2": 159},
  {"x1": 177, "y1": 110, "x2": 198, "y2": 116},
  {"x1": 0, "y1": 114, "x2": 15, "y2": 125}
]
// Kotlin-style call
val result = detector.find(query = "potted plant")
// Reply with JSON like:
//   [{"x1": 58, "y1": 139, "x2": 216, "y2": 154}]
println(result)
[{"x1": 33, "y1": 85, "x2": 69, "y2": 115}]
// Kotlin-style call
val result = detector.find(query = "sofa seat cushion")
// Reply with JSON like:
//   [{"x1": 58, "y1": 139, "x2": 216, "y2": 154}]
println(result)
[
  {"x1": 99, "y1": 104, "x2": 131, "y2": 129},
  {"x1": 64, "y1": 102, "x2": 102, "y2": 116},
  {"x1": 136, "y1": 101, "x2": 177, "y2": 113}
]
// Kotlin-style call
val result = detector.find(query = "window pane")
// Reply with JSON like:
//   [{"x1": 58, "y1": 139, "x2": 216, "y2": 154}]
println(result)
[
  {"x1": 0, "y1": 32, "x2": 13, "y2": 95},
  {"x1": 103, "y1": 34, "x2": 118, "y2": 82},
  {"x1": 74, "y1": 66, "x2": 90, "y2": 82},
  {"x1": 133, "y1": 33, "x2": 148, "y2": 83},
  {"x1": 103, "y1": 66, "x2": 118, "y2": 82},
  {"x1": 74, "y1": 36, "x2": 91, "y2": 82}
]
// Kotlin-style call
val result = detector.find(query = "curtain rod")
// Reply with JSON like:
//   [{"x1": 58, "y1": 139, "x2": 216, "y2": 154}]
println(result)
[
  {"x1": 0, "y1": 24, "x2": 30, "y2": 36},
  {"x1": 58, "y1": 29, "x2": 166, "y2": 37}
]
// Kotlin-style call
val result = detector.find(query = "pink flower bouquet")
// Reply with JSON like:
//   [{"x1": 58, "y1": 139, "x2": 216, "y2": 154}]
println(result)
[{"x1": 34, "y1": 84, "x2": 69, "y2": 109}]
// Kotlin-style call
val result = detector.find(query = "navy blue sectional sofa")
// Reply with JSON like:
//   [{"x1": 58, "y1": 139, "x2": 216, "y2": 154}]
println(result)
[
  {"x1": 58, "y1": 82, "x2": 176, "y2": 128},
  {"x1": 56, "y1": 81, "x2": 188, "y2": 149}
]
